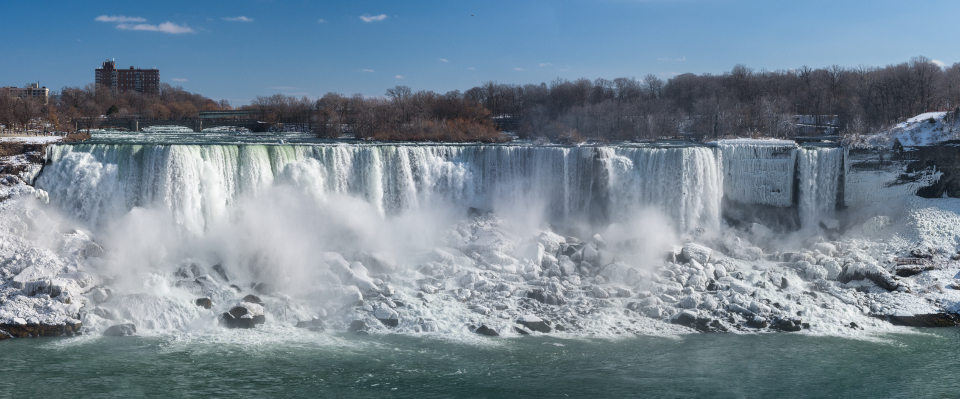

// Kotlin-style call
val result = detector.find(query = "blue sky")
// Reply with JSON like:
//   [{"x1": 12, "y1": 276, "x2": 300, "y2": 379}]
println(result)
[{"x1": 3, "y1": 0, "x2": 959, "y2": 105}]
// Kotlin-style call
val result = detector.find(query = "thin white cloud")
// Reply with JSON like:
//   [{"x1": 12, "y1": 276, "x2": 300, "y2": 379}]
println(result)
[
  {"x1": 270, "y1": 86, "x2": 301, "y2": 90},
  {"x1": 171, "y1": 78, "x2": 188, "y2": 82},
  {"x1": 467, "y1": 67, "x2": 475, "y2": 70},
  {"x1": 116, "y1": 22, "x2": 195, "y2": 34},
  {"x1": 513, "y1": 67, "x2": 526, "y2": 71},
  {"x1": 539, "y1": 63, "x2": 552, "y2": 67},
  {"x1": 360, "y1": 69, "x2": 375, "y2": 73},
  {"x1": 933, "y1": 59, "x2": 946, "y2": 67},
  {"x1": 439, "y1": 58, "x2": 449, "y2": 62},
  {"x1": 660, "y1": 71, "x2": 680, "y2": 77},
  {"x1": 95, "y1": 15, "x2": 146, "y2": 23},
  {"x1": 360, "y1": 14, "x2": 387, "y2": 22},
  {"x1": 222, "y1": 16, "x2": 253, "y2": 22},
  {"x1": 318, "y1": 19, "x2": 326, "y2": 23},
  {"x1": 396, "y1": 75, "x2": 403, "y2": 79}
]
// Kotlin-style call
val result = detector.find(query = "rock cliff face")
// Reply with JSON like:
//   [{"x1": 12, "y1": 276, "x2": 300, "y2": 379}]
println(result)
[
  {"x1": 0, "y1": 141, "x2": 49, "y2": 188},
  {"x1": 0, "y1": 322, "x2": 82, "y2": 340},
  {"x1": 902, "y1": 142, "x2": 960, "y2": 198}
]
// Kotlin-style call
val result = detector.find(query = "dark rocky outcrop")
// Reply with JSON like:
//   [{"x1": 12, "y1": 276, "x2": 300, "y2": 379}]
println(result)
[
  {"x1": 374, "y1": 308, "x2": 399, "y2": 327},
  {"x1": 229, "y1": 306, "x2": 248, "y2": 319},
  {"x1": 348, "y1": 320, "x2": 367, "y2": 333},
  {"x1": 670, "y1": 311, "x2": 728, "y2": 333},
  {"x1": 242, "y1": 294, "x2": 262, "y2": 304},
  {"x1": 887, "y1": 313, "x2": 960, "y2": 327},
  {"x1": 219, "y1": 304, "x2": 265, "y2": 329},
  {"x1": 473, "y1": 325, "x2": 499, "y2": 337},
  {"x1": 771, "y1": 318, "x2": 803, "y2": 332},
  {"x1": 295, "y1": 318, "x2": 325, "y2": 331},
  {"x1": 894, "y1": 264, "x2": 936, "y2": 277},
  {"x1": 212, "y1": 264, "x2": 229, "y2": 281},
  {"x1": 527, "y1": 289, "x2": 566, "y2": 306},
  {"x1": 745, "y1": 319, "x2": 769, "y2": 329},
  {"x1": 516, "y1": 315, "x2": 552, "y2": 333},
  {"x1": 195, "y1": 298, "x2": 213, "y2": 309},
  {"x1": 513, "y1": 325, "x2": 531, "y2": 334},
  {"x1": 103, "y1": 323, "x2": 136, "y2": 336},
  {"x1": 0, "y1": 322, "x2": 82, "y2": 339},
  {"x1": 671, "y1": 310, "x2": 698, "y2": 328}
]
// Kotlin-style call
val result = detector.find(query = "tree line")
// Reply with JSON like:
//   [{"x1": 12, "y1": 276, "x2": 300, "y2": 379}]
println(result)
[
  {"x1": 4, "y1": 56, "x2": 960, "y2": 142},
  {"x1": 460, "y1": 55, "x2": 960, "y2": 141},
  {"x1": 243, "y1": 87, "x2": 505, "y2": 142},
  {"x1": 0, "y1": 83, "x2": 228, "y2": 132}
]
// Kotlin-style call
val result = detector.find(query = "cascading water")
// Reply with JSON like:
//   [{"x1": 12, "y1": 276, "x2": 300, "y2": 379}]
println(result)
[
  {"x1": 798, "y1": 146, "x2": 843, "y2": 230},
  {"x1": 38, "y1": 143, "x2": 726, "y2": 234}
]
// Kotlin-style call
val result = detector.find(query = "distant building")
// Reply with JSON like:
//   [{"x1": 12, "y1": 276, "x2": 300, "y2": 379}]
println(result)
[
  {"x1": 0, "y1": 83, "x2": 49, "y2": 104},
  {"x1": 95, "y1": 59, "x2": 160, "y2": 95}
]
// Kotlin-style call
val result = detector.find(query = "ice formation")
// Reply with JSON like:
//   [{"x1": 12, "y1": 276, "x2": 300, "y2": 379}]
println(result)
[
  {"x1": 718, "y1": 139, "x2": 797, "y2": 207},
  {"x1": 3, "y1": 137, "x2": 960, "y2": 340}
]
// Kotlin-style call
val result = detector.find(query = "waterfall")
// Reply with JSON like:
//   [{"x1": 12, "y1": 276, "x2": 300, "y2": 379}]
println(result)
[
  {"x1": 38, "y1": 144, "x2": 726, "y2": 234},
  {"x1": 717, "y1": 139, "x2": 797, "y2": 207},
  {"x1": 798, "y1": 146, "x2": 843, "y2": 229}
]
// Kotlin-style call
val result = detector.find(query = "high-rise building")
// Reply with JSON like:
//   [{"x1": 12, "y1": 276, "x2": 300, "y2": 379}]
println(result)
[
  {"x1": 0, "y1": 83, "x2": 49, "y2": 104},
  {"x1": 95, "y1": 59, "x2": 160, "y2": 95}
]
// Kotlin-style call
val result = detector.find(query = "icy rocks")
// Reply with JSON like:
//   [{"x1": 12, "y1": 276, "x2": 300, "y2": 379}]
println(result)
[
  {"x1": 592, "y1": 285, "x2": 610, "y2": 299},
  {"x1": 354, "y1": 252, "x2": 397, "y2": 274},
  {"x1": 515, "y1": 242, "x2": 545, "y2": 265},
  {"x1": 839, "y1": 263, "x2": 900, "y2": 291},
  {"x1": 538, "y1": 231, "x2": 565, "y2": 254},
  {"x1": 680, "y1": 243, "x2": 712, "y2": 264},
  {"x1": 581, "y1": 244, "x2": 600, "y2": 264},
  {"x1": 811, "y1": 242, "x2": 837, "y2": 256},
  {"x1": 103, "y1": 323, "x2": 136, "y2": 337},
  {"x1": 821, "y1": 260, "x2": 843, "y2": 280},
  {"x1": 219, "y1": 300, "x2": 266, "y2": 329},
  {"x1": 516, "y1": 314, "x2": 552, "y2": 333},
  {"x1": 82, "y1": 242, "x2": 105, "y2": 258},
  {"x1": 374, "y1": 307, "x2": 399, "y2": 327}
]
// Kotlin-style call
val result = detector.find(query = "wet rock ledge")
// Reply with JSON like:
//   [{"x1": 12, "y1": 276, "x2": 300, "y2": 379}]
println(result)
[{"x1": 0, "y1": 322, "x2": 83, "y2": 340}]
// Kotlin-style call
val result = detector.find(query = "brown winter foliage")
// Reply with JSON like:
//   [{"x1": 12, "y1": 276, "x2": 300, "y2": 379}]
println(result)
[
  {"x1": 243, "y1": 87, "x2": 509, "y2": 142},
  {"x1": 462, "y1": 55, "x2": 960, "y2": 141},
  {"x1": 0, "y1": 83, "x2": 228, "y2": 132}
]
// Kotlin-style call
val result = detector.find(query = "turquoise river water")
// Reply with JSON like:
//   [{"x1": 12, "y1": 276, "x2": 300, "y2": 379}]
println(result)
[{"x1": 3, "y1": 328, "x2": 960, "y2": 398}]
